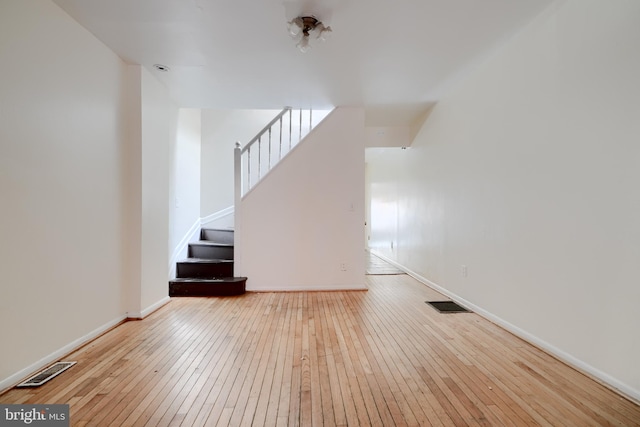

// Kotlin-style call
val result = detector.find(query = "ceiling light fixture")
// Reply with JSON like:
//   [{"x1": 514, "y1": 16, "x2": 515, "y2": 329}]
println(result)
[{"x1": 287, "y1": 16, "x2": 332, "y2": 53}]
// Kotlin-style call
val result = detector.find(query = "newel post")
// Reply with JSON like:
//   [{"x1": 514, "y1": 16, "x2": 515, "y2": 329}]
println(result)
[{"x1": 233, "y1": 142, "x2": 242, "y2": 276}]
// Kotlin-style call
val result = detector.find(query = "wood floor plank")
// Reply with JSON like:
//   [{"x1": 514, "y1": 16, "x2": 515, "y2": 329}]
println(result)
[
  {"x1": 203, "y1": 293, "x2": 277, "y2": 426},
  {"x1": 318, "y1": 292, "x2": 349, "y2": 426},
  {"x1": 136, "y1": 299, "x2": 239, "y2": 426},
  {"x1": 2, "y1": 274, "x2": 639, "y2": 426},
  {"x1": 163, "y1": 302, "x2": 240, "y2": 426},
  {"x1": 276, "y1": 293, "x2": 297, "y2": 426},
  {"x1": 338, "y1": 293, "x2": 393, "y2": 427},
  {"x1": 298, "y1": 293, "x2": 313, "y2": 427},
  {"x1": 255, "y1": 293, "x2": 294, "y2": 427},
  {"x1": 315, "y1": 293, "x2": 339, "y2": 426},
  {"x1": 373, "y1": 289, "x2": 517, "y2": 426},
  {"x1": 362, "y1": 277, "x2": 459, "y2": 425},
  {"x1": 242, "y1": 293, "x2": 284, "y2": 426},
  {"x1": 287, "y1": 293, "x2": 304, "y2": 427},
  {"x1": 326, "y1": 292, "x2": 369, "y2": 427},
  {"x1": 100, "y1": 301, "x2": 217, "y2": 426},
  {"x1": 229, "y1": 293, "x2": 284, "y2": 427},
  {"x1": 382, "y1": 276, "x2": 549, "y2": 425},
  {"x1": 175, "y1": 299, "x2": 251, "y2": 426},
  {"x1": 342, "y1": 292, "x2": 412, "y2": 426},
  {"x1": 306, "y1": 295, "x2": 323, "y2": 427}
]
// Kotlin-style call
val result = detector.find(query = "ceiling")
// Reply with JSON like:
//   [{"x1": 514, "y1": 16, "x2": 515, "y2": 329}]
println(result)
[{"x1": 52, "y1": 0, "x2": 553, "y2": 126}]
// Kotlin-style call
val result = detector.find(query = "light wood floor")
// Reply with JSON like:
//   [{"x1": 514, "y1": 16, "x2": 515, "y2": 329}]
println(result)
[
  {"x1": 365, "y1": 251, "x2": 404, "y2": 275},
  {"x1": 2, "y1": 274, "x2": 639, "y2": 426}
]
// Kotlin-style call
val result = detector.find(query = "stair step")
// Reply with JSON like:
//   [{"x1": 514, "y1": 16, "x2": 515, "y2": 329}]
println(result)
[
  {"x1": 170, "y1": 228, "x2": 242, "y2": 297},
  {"x1": 201, "y1": 228, "x2": 234, "y2": 244},
  {"x1": 169, "y1": 277, "x2": 247, "y2": 296},
  {"x1": 188, "y1": 242, "x2": 234, "y2": 260},
  {"x1": 176, "y1": 258, "x2": 234, "y2": 278}
]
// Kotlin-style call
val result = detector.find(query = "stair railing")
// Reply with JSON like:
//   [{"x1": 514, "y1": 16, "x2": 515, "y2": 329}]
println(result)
[{"x1": 234, "y1": 107, "x2": 325, "y2": 199}]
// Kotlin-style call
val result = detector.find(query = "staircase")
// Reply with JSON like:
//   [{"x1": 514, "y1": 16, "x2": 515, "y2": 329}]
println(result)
[{"x1": 169, "y1": 228, "x2": 247, "y2": 296}]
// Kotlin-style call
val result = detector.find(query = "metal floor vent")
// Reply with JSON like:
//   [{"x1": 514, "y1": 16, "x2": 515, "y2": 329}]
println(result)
[
  {"x1": 16, "y1": 361, "x2": 76, "y2": 387},
  {"x1": 426, "y1": 301, "x2": 471, "y2": 313}
]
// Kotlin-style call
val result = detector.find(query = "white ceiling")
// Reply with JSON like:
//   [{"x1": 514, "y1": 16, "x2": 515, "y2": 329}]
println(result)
[{"x1": 52, "y1": 0, "x2": 553, "y2": 125}]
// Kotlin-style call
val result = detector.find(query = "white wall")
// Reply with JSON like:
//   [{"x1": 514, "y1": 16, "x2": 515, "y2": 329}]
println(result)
[
  {"x1": 240, "y1": 108, "x2": 366, "y2": 291},
  {"x1": 365, "y1": 126, "x2": 412, "y2": 148},
  {"x1": 368, "y1": 0, "x2": 640, "y2": 400},
  {"x1": 140, "y1": 67, "x2": 177, "y2": 311},
  {"x1": 0, "y1": 1, "x2": 180, "y2": 388},
  {"x1": 200, "y1": 109, "x2": 281, "y2": 221},
  {"x1": 121, "y1": 65, "x2": 177, "y2": 316},
  {"x1": 0, "y1": 0, "x2": 131, "y2": 387},
  {"x1": 168, "y1": 109, "x2": 202, "y2": 274},
  {"x1": 122, "y1": 66, "x2": 143, "y2": 316}
]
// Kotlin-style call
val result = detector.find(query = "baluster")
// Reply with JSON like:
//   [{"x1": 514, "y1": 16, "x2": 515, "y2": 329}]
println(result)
[
  {"x1": 279, "y1": 117, "x2": 283, "y2": 160},
  {"x1": 247, "y1": 147, "x2": 251, "y2": 191},
  {"x1": 237, "y1": 107, "x2": 307, "y2": 194},
  {"x1": 268, "y1": 128, "x2": 272, "y2": 170}
]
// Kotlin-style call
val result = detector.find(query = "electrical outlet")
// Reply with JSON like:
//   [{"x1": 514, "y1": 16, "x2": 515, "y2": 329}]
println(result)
[
  {"x1": 340, "y1": 263, "x2": 347, "y2": 271},
  {"x1": 461, "y1": 265, "x2": 468, "y2": 278}
]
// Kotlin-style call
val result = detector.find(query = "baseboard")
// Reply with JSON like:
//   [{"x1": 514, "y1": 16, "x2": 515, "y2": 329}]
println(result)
[
  {"x1": 0, "y1": 314, "x2": 127, "y2": 394},
  {"x1": 168, "y1": 218, "x2": 202, "y2": 279},
  {"x1": 126, "y1": 296, "x2": 171, "y2": 320},
  {"x1": 247, "y1": 284, "x2": 368, "y2": 292},
  {"x1": 370, "y1": 250, "x2": 640, "y2": 405},
  {"x1": 201, "y1": 206, "x2": 234, "y2": 227}
]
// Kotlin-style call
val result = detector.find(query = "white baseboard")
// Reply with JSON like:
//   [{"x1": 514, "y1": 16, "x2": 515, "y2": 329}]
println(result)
[
  {"x1": 247, "y1": 283, "x2": 368, "y2": 292},
  {"x1": 201, "y1": 206, "x2": 234, "y2": 227},
  {"x1": 126, "y1": 296, "x2": 171, "y2": 320},
  {"x1": 0, "y1": 314, "x2": 127, "y2": 393},
  {"x1": 370, "y1": 250, "x2": 640, "y2": 404}
]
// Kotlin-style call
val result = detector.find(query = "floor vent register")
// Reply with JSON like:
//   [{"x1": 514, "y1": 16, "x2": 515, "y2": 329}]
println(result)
[
  {"x1": 426, "y1": 301, "x2": 471, "y2": 313},
  {"x1": 16, "y1": 361, "x2": 76, "y2": 387}
]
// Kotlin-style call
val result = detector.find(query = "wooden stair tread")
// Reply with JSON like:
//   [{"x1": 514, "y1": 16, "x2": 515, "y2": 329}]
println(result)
[
  {"x1": 169, "y1": 276, "x2": 246, "y2": 296},
  {"x1": 170, "y1": 277, "x2": 246, "y2": 283},
  {"x1": 171, "y1": 228, "x2": 243, "y2": 296},
  {"x1": 189, "y1": 241, "x2": 233, "y2": 247},
  {"x1": 178, "y1": 258, "x2": 233, "y2": 264}
]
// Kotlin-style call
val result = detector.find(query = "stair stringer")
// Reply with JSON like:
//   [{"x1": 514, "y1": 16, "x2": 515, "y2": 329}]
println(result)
[{"x1": 237, "y1": 107, "x2": 366, "y2": 291}]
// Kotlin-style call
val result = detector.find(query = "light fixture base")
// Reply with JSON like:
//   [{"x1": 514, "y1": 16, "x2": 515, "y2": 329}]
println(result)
[
  {"x1": 287, "y1": 15, "x2": 332, "y2": 52},
  {"x1": 299, "y1": 16, "x2": 321, "y2": 36}
]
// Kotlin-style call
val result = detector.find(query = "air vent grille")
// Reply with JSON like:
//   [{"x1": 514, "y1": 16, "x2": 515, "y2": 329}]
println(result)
[
  {"x1": 16, "y1": 362, "x2": 76, "y2": 387},
  {"x1": 426, "y1": 301, "x2": 471, "y2": 313}
]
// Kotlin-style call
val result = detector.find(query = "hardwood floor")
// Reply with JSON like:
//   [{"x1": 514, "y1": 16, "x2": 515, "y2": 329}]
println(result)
[
  {"x1": 365, "y1": 251, "x2": 404, "y2": 275},
  {"x1": 2, "y1": 274, "x2": 639, "y2": 426}
]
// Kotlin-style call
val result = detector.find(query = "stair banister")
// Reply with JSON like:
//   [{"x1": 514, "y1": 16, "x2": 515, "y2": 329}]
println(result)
[{"x1": 243, "y1": 107, "x2": 292, "y2": 154}]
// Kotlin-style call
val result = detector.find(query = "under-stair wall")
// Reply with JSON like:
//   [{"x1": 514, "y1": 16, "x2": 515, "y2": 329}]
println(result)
[
  {"x1": 238, "y1": 107, "x2": 366, "y2": 291},
  {"x1": 201, "y1": 109, "x2": 282, "y2": 221}
]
